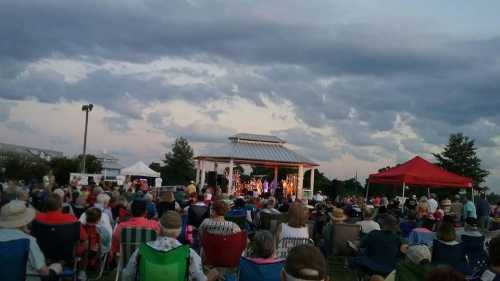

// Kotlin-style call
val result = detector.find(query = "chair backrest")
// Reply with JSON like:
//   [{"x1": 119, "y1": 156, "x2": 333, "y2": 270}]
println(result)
[
  {"x1": 0, "y1": 238, "x2": 29, "y2": 281},
  {"x1": 408, "y1": 231, "x2": 436, "y2": 247},
  {"x1": 276, "y1": 237, "x2": 314, "y2": 259},
  {"x1": 225, "y1": 214, "x2": 248, "y2": 231},
  {"x1": 461, "y1": 235, "x2": 488, "y2": 273},
  {"x1": 138, "y1": 244, "x2": 190, "y2": 281},
  {"x1": 332, "y1": 223, "x2": 361, "y2": 256},
  {"x1": 432, "y1": 240, "x2": 465, "y2": 268},
  {"x1": 31, "y1": 221, "x2": 80, "y2": 262},
  {"x1": 187, "y1": 205, "x2": 210, "y2": 228},
  {"x1": 120, "y1": 227, "x2": 158, "y2": 265},
  {"x1": 259, "y1": 212, "x2": 287, "y2": 233},
  {"x1": 239, "y1": 257, "x2": 284, "y2": 281},
  {"x1": 201, "y1": 231, "x2": 247, "y2": 267}
]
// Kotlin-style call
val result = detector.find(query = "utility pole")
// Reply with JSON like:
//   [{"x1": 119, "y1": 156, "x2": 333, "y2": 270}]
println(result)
[{"x1": 81, "y1": 104, "x2": 93, "y2": 173}]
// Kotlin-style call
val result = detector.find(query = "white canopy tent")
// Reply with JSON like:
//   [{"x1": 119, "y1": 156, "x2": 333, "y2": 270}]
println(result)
[{"x1": 121, "y1": 161, "x2": 160, "y2": 178}]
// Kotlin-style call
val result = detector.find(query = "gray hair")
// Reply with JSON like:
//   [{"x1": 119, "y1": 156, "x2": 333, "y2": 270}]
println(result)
[{"x1": 254, "y1": 230, "x2": 275, "y2": 259}]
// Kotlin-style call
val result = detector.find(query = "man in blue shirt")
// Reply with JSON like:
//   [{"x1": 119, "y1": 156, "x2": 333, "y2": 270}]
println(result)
[
  {"x1": 476, "y1": 193, "x2": 491, "y2": 232},
  {"x1": 463, "y1": 197, "x2": 477, "y2": 221}
]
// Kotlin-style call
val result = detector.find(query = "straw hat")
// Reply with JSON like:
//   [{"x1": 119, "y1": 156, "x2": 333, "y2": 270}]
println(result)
[
  {"x1": 0, "y1": 200, "x2": 36, "y2": 228},
  {"x1": 330, "y1": 207, "x2": 347, "y2": 222}
]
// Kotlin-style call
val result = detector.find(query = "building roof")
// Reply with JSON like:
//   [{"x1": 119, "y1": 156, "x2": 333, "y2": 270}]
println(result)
[
  {"x1": 102, "y1": 161, "x2": 124, "y2": 170},
  {"x1": 229, "y1": 133, "x2": 286, "y2": 144},
  {"x1": 197, "y1": 134, "x2": 318, "y2": 167},
  {"x1": 0, "y1": 142, "x2": 63, "y2": 160},
  {"x1": 95, "y1": 152, "x2": 119, "y2": 161}
]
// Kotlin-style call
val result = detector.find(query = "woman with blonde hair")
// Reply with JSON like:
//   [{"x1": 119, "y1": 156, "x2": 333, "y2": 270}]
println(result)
[
  {"x1": 417, "y1": 196, "x2": 429, "y2": 220},
  {"x1": 277, "y1": 202, "x2": 309, "y2": 241}
]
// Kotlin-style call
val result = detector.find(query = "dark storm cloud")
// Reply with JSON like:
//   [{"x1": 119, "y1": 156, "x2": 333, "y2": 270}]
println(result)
[{"x1": 1, "y1": 0, "x2": 500, "y2": 184}]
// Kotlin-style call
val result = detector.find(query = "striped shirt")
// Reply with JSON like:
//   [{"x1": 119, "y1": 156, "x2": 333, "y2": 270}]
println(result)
[{"x1": 198, "y1": 218, "x2": 241, "y2": 240}]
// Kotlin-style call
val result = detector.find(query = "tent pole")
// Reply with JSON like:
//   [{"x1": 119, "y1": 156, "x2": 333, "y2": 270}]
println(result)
[
  {"x1": 402, "y1": 182, "x2": 405, "y2": 199},
  {"x1": 427, "y1": 187, "x2": 430, "y2": 198},
  {"x1": 365, "y1": 182, "x2": 370, "y2": 201}
]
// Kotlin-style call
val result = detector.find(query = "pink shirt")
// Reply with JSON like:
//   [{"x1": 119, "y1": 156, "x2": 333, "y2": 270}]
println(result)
[{"x1": 111, "y1": 217, "x2": 160, "y2": 256}]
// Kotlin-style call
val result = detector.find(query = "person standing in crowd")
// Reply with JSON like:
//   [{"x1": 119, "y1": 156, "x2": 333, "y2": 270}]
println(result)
[
  {"x1": 79, "y1": 193, "x2": 113, "y2": 238},
  {"x1": 0, "y1": 200, "x2": 63, "y2": 281},
  {"x1": 455, "y1": 217, "x2": 483, "y2": 242},
  {"x1": 417, "y1": 196, "x2": 429, "y2": 220},
  {"x1": 427, "y1": 193, "x2": 438, "y2": 214},
  {"x1": 156, "y1": 191, "x2": 181, "y2": 218},
  {"x1": 450, "y1": 195, "x2": 464, "y2": 223},
  {"x1": 313, "y1": 191, "x2": 324, "y2": 204},
  {"x1": 404, "y1": 195, "x2": 418, "y2": 215},
  {"x1": 123, "y1": 211, "x2": 219, "y2": 281},
  {"x1": 186, "y1": 180, "x2": 197, "y2": 196},
  {"x1": 463, "y1": 196, "x2": 477, "y2": 220},
  {"x1": 476, "y1": 193, "x2": 491, "y2": 232}
]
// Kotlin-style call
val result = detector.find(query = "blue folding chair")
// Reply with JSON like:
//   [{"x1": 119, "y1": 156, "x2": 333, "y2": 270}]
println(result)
[
  {"x1": 0, "y1": 238, "x2": 30, "y2": 281},
  {"x1": 239, "y1": 257, "x2": 284, "y2": 281}
]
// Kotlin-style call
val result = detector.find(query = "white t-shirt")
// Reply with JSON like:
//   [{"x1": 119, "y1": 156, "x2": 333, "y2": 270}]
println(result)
[
  {"x1": 355, "y1": 220, "x2": 381, "y2": 234},
  {"x1": 428, "y1": 198, "x2": 438, "y2": 214},
  {"x1": 279, "y1": 223, "x2": 309, "y2": 240}
]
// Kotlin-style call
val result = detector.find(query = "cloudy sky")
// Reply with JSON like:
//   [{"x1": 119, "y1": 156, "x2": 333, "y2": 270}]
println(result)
[{"x1": 2, "y1": 0, "x2": 500, "y2": 189}]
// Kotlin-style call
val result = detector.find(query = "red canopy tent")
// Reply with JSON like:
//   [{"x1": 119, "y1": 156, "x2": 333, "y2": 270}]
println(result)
[{"x1": 367, "y1": 156, "x2": 473, "y2": 198}]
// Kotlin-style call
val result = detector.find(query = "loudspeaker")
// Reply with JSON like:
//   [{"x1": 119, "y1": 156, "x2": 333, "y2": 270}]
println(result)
[{"x1": 207, "y1": 171, "x2": 217, "y2": 186}]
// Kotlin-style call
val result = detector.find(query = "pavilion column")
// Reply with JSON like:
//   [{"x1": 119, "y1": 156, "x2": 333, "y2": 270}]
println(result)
[
  {"x1": 214, "y1": 162, "x2": 218, "y2": 187},
  {"x1": 310, "y1": 168, "x2": 315, "y2": 195},
  {"x1": 273, "y1": 166, "x2": 278, "y2": 187},
  {"x1": 200, "y1": 160, "x2": 206, "y2": 193},
  {"x1": 298, "y1": 164, "x2": 304, "y2": 199},
  {"x1": 228, "y1": 159, "x2": 234, "y2": 194},
  {"x1": 195, "y1": 159, "x2": 201, "y2": 185}
]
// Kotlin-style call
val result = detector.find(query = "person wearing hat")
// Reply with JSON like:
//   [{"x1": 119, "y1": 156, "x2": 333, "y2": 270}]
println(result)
[
  {"x1": 0, "y1": 200, "x2": 62, "y2": 280},
  {"x1": 320, "y1": 207, "x2": 348, "y2": 257},
  {"x1": 356, "y1": 207, "x2": 381, "y2": 235},
  {"x1": 370, "y1": 245, "x2": 432, "y2": 281},
  {"x1": 350, "y1": 215, "x2": 407, "y2": 277},
  {"x1": 455, "y1": 217, "x2": 483, "y2": 243},
  {"x1": 122, "y1": 211, "x2": 219, "y2": 281}
]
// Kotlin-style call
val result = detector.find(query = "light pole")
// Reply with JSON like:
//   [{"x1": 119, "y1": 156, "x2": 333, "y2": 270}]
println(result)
[{"x1": 81, "y1": 104, "x2": 93, "y2": 173}]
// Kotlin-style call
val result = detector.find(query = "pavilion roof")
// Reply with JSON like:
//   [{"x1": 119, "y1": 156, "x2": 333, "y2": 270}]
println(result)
[{"x1": 196, "y1": 133, "x2": 319, "y2": 167}]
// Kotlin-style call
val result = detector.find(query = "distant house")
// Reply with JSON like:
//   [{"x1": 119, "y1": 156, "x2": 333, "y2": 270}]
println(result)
[
  {"x1": 0, "y1": 142, "x2": 63, "y2": 164},
  {"x1": 95, "y1": 152, "x2": 123, "y2": 180}
]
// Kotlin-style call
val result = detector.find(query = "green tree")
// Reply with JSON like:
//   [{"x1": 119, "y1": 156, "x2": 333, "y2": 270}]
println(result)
[
  {"x1": 161, "y1": 137, "x2": 196, "y2": 185},
  {"x1": 149, "y1": 162, "x2": 162, "y2": 173},
  {"x1": 49, "y1": 157, "x2": 80, "y2": 185},
  {"x1": 76, "y1": 154, "x2": 102, "y2": 174},
  {"x1": 4, "y1": 156, "x2": 50, "y2": 183},
  {"x1": 303, "y1": 169, "x2": 331, "y2": 193},
  {"x1": 433, "y1": 133, "x2": 489, "y2": 187}
]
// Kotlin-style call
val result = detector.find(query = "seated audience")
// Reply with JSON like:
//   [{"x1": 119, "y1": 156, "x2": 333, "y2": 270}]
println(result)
[
  {"x1": 71, "y1": 194, "x2": 87, "y2": 219},
  {"x1": 0, "y1": 200, "x2": 63, "y2": 281},
  {"x1": 277, "y1": 202, "x2": 309, "y2": 241},
  {"x1": 249, "y1": 230, "x2": 281, "y2": 264},
  {"x1": 350, "y1": 215, "x2": 405, "y2": 276},
  {"x1": 455, "y1": 217, "x2": 483, "y2": 243},
  {"x1": 122, "y1": 211, "x2": 218, "y2": 281},
  {"x1": 198, "y1": 200, "x2": 241, "y2": 240},
  {"x1": 281, "y1": 244, "x2": 328, "y2": 281},
  {"x1": 424, "y1": 266, "x2": 465, "y2": 281},
  {"x1": 356, "y1": 207, "x2": 380, "y2": 235},
  {"x1": 321, "y1": 207, "x2": 348, "y2": 256},
  {"x1": 370, "y1": 245, "x2": 432, "y2": 281},
  {"x1": 156, "y1": 191, "x2": 181, "y2": 218},
  {"x1": 227, "y1": 197, "x2": 252, "y2": 223},
  {"x1": 432, "y1": 222, "x2": 468, "y2": 274},
  {"x1": 79, "y1": 193, "x2": 113, "y2": 237},
  {"x1": 110, "y1": 200, "x2": 160, "y2": 257},
  {"x1": 480, "y1": 235, "x2": 500, "y2": 280},
  {"x1": 408, "y1": 218, "x2": 435, "y2": 247},
  {"x1": 261, "y1": 197, "x2": 281, "y2": 215},
  {"x1": 35, "y1": 193, "x2": 88, "y2": 242},
  {"x1": 399, "y1": 211, "x2": 417, "y2": 238},
  {"x1": 84, "y1": 207, "x2": 111, "y2": 254}
]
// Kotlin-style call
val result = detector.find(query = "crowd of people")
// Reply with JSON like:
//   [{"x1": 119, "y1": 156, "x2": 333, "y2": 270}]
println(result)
[{"x1": 1, "y1": 179, "x2": 500, "y2": 281}]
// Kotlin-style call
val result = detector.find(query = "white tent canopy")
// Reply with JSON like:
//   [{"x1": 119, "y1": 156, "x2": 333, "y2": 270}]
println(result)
[{"x1": 121, "y1": 161, "x2": 160, "y2": 178}]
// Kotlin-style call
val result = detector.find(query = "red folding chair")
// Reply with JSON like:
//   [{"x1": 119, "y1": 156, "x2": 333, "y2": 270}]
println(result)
[{"x1": 201, "y1": 231, "x2": 247, "y2": 267}]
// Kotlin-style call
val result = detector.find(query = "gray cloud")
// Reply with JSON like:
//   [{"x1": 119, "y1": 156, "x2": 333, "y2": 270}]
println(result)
[
  {"x1": 102, "y1": 116, "x2": 131, "y2": 133},
  {"x1": 5, "y1": 120, "x2": 34, "y2": 133}
]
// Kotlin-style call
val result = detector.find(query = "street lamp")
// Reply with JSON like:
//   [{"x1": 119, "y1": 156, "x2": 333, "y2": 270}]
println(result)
[{"x1": 81, "y1": 104, "x2": 93, "y2": 173}]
